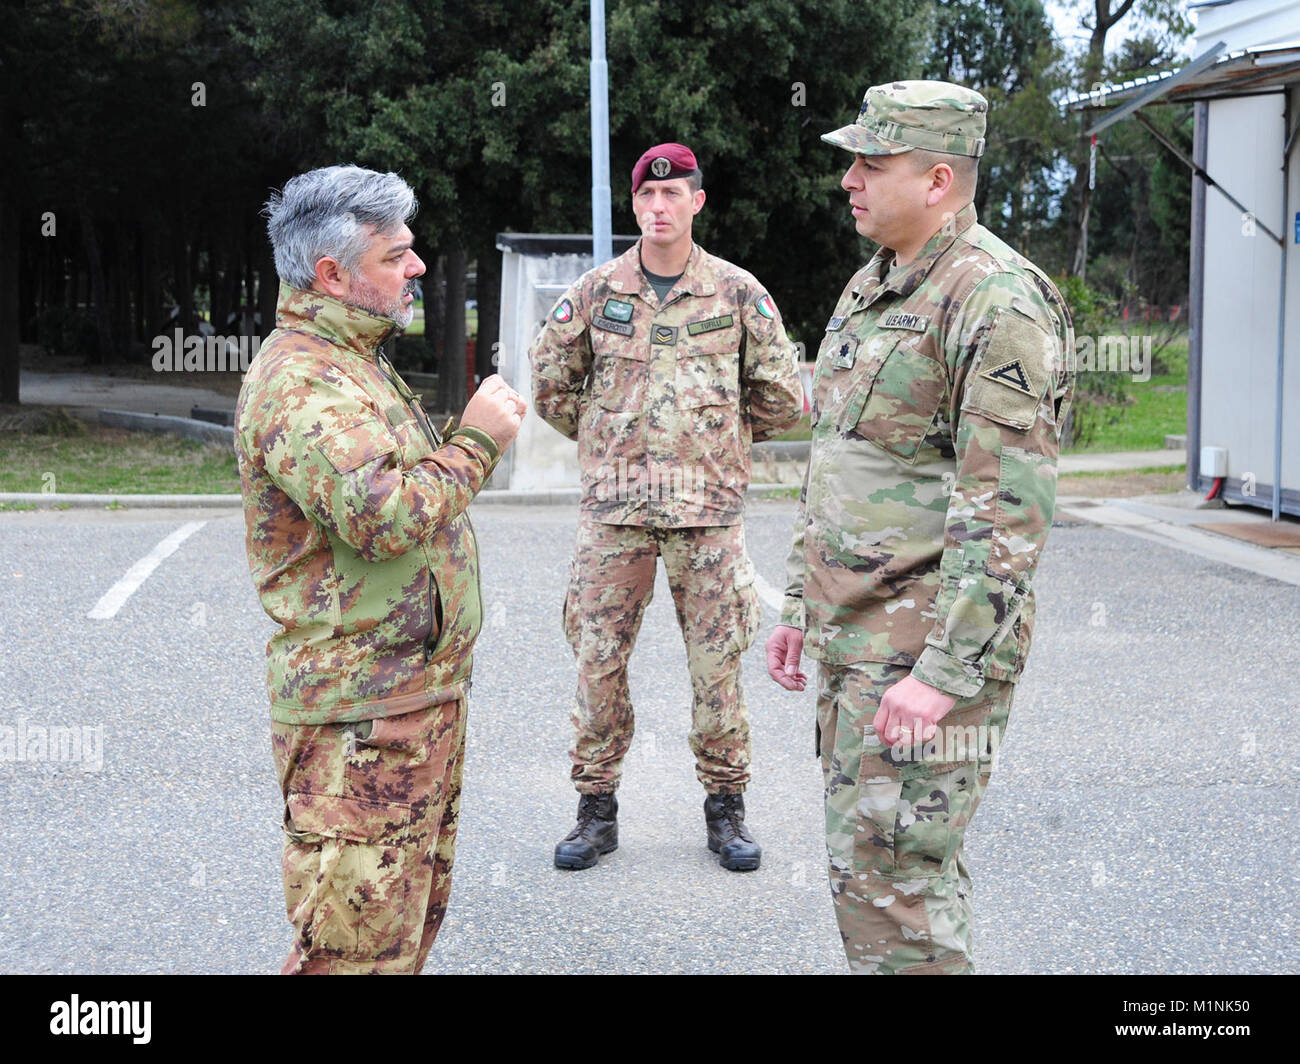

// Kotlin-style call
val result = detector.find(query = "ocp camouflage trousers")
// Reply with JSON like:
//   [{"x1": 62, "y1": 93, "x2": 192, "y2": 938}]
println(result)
[
  {"x1": 817, "y1": 661, "x2": 1013, "y2": 974},
  {"x1": 270, "y1": 698, "x2": 466, "y2": 975},
  {"x1": 563, "y1": 515, "x2": 762, "y2": 794}
]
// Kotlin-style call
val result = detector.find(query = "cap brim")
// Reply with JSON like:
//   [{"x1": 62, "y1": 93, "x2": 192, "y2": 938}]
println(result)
[{"x1": 820, "y1": 124, "x2": 913, "y2": 156}]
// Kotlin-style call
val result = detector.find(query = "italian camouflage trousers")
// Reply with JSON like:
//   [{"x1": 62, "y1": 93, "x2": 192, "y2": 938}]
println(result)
[
  {"x1": 270, "y1": 697, "x2": 467, "y2": 975},
  {"x1": 817, "y1": 661, "x2": 1013, "y2": 974},
  {"x1": 562, "y1": 514, "x2": 762, "y2": 794}
]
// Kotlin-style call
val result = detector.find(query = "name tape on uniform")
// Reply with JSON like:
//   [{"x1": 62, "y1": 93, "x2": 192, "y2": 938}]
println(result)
[
  {"x1": 593, "y1": 314, "x2": 635, "y2": 336},
  {"x1": 686, "y1": 314, "x2": 734, "y2": 336},
  {"x1": 881, "y1": 312, "x2": 930, "y2": 332}
]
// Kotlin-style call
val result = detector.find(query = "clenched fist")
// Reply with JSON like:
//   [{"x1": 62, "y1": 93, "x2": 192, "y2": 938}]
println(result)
[{"x1": 461, "y1": 374, "x2": 527, "y2": 452}]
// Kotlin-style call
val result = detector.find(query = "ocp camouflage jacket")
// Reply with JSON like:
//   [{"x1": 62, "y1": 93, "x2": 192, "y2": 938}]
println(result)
[
  {"x1": 529, "y1": 241, "x2": 803, "y2": 527},
  {"x1": 236, "y1": 283, "x2": 499, "y2": 725},
  {"x1": 782, "y1": 204, "x2": 1075, "y2": 696}
]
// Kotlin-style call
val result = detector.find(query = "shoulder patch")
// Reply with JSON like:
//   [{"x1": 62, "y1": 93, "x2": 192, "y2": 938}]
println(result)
[
  {"x1": 961, "y1": 306, "x2": 1055, "y2": 431},
  {"x1": 981, "y1": 358, "x2": 1033, "y2": 395},
  {"x1": 755, "y1": 294, "x2": 776, "y2": 319},
  {"x1": 553, "y1": 298, "x2": 573, "y2": 323}
]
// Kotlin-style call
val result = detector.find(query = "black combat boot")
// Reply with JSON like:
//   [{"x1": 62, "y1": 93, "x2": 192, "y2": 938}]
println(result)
[
  {"x1": 553, "y1": 793, "x2": 619, "y2": 870},
  {"x1": 704, "y1": 792, "x2": 761, "y2": 872}
]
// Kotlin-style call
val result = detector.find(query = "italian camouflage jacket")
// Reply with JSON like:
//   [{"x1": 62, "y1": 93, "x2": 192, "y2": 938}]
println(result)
[
  {"x1": 530, "y1": 241, "x2": 803, "y2": 526},
  {"x1": 236, "y1": 283, "x2": 500, "y2": 725}
]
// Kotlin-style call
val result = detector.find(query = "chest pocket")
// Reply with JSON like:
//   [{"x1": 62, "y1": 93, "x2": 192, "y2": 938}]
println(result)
[
  {"x1": 675, "y1": 328, "x2": 741, "y2": 409},
  {"x1": 591, "y1": 328, "x2": 649, "y2": 412},
  {"x1": 840, "y1": 336, "x2": 949, "y2": 464}
]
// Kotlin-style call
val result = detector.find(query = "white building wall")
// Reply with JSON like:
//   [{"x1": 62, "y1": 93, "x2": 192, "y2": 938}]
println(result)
[
  {"x1": 1198, "y1": 89, "x2": 1295, "y2": 497},
  {"x1": 1194, "y1": 0, "x2": 1300, "y2": 52}
]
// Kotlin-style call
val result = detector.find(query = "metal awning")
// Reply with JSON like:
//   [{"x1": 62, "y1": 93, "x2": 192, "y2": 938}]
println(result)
[
  {"x1": 1062, "y1": 40, "x2": 1300, "y2": 115},
  {"x1": 1061, "y1": 38, "x2": 1300, "y2": 521}
]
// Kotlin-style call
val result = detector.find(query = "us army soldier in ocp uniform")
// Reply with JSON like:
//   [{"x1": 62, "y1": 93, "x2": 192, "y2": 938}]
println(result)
[
  {"x1": 531, "y1": 143, "x2": 804, "y2": 872},
  {"x1": 766, "y1": 83, "x2": 1075, "y2": 973},
  {"x1": 236, "y1": 165, "x2": 525, "y2": 974}
]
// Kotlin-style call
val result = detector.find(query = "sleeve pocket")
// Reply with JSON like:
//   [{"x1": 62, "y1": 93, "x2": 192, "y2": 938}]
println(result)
[{"x1": 315, "y1": 420, "x2": 398, "y2": 474}]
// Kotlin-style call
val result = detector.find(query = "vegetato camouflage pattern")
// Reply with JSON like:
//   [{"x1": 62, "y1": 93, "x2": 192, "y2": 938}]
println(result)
[
  {"x1": 782, "y1": 203, "x2": 1075, "y2": 698},
  {"x1": 822, "y1": 81, "x2": 989, "y2": 158},
  {"x1": 236, "y1": 283, "x2": 500, "y2": 726},
  {"x1": 562, "y1": 516, "x2": 762, "y2": 793},
  {"x1": 818, "y1": 662, "x2": 1011, "y2": 974},
  {"x1": 272, "y1": 699, "x2": 466, "y2": 974},
  {"x1": 530, "y1": 240, "x2": 803, "y2": 527}
]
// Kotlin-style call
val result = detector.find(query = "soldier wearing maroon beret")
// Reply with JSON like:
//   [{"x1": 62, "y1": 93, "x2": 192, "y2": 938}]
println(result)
[{"x1": 530, "y1": 142, "x2": 804, "y2": 872}]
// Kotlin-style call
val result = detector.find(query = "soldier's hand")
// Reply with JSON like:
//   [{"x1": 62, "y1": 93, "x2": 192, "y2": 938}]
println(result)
[
  {"x1": 874, "y1": 675, "x2": 957, "y2": 745},
  {"x1": 765, "y1": 625, "x2": 807, "y2": 691},
  {"x1": 462, "y1": 374, "x2": 527, "y2": 452}
]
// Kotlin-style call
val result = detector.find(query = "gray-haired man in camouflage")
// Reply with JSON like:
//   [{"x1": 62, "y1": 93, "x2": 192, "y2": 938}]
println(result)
[{"x1": 766, "y1": 82, "x2": 1075, "y2": 973}]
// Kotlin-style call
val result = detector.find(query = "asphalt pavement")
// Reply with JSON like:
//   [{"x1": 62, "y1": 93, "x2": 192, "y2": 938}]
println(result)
[{"x1": 0, "y1": 499, "x2": 1296, "y2": 974}]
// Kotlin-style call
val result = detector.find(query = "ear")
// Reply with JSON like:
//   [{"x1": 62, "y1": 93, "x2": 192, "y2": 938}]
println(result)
[
  {"x1": 925, "y1": 163, "x2": 955, "y2": 208},
  {"x1": 312, "y1": 256, "x2": 350, "y2": 300},
  {"x1": 691, "y1": 188, "x2": 706, "y2": 214}
]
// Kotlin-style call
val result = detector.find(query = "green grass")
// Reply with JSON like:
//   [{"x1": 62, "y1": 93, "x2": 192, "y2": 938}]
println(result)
[
  {"x1": 0, "y1": 426, "x2": 240, "y2": 494},
  {"x1": 1061, "y1": 463, "x2": 1185, "y2": 479},
  {"x1": 1064, "y1": 372, "x2": 1187, "y2": 454}
]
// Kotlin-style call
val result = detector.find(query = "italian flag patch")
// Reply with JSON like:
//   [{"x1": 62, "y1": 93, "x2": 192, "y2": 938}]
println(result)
[
  {"x1": 553, "y1": 298, "x2": 573, "y2": 323},
  {"x1": 756, "y1": 294, "x2": 776, "y2": 319}
]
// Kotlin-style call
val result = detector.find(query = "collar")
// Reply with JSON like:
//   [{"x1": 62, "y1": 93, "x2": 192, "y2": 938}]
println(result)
[
  {"x1": 856, "y1": 202, "x2": 979, "y2": 303},
  {"x1": 274, "y1": 281, "x2": 401, "y2": 361},
  {"x1": 606, "y1": 240, "x2": 717, "y2": 300}
]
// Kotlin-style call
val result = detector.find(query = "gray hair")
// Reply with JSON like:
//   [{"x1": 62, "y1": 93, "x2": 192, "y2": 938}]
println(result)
[{"x1": 264, "y1": 165, "x2": 418, "y2": 289}]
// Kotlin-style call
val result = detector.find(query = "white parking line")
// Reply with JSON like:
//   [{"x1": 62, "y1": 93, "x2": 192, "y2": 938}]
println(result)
[
  {"x1": 753, "y1": 571, "x2": 784, "y2": 613},
  {"x1": 87, "y1": 521, "x2": 207, "y2": 620}
]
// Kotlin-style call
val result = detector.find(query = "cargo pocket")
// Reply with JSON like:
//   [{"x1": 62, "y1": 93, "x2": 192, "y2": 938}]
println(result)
[
  {"x1": 847, "y1": 343, "x2": 947, "y2": 464},
  {"x1": 592, "y1": 343, "x2": 649, "y2": 412},
  {"x1": 728, "y1": 554, "x2": 762, "y2": 654},
  {"x1": 854, "y1": 754, "x2": 976, "y2": 879},
  {"x1": 282, "y1": 792, "x2": 413, "y2": 960},
  {"x1": 675, "y1": 344, "x2": 740, "y2": 409}
]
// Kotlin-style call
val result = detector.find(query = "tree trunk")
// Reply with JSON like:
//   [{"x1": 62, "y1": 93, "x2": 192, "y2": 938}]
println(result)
[
  {"x1": 438, "y1": 246, "x2": 467, "y2": 414},
  {"x1": 474, "y1": 239, "x2": 501, "y2": 395},
  {"x1": 1067, "y1": 1, "x2": 1126, "y2": 278},
  {"x1": 0, "y1": 191, "x2": 20, "y2": 403},
  {"x1": 77, "y1": 192, "x2": 114, "y2": 363},
  {"x1": 257, "y1": 246, "x2": 278, "y2": 343},
  {"x1": 424, "y1": 251, "x2": 446, "y2": 375}
]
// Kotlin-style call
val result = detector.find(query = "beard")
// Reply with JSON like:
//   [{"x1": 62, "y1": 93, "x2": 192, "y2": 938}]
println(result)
[{"x1": 349, "y1": 277, "x2": 417, "y2": 330}]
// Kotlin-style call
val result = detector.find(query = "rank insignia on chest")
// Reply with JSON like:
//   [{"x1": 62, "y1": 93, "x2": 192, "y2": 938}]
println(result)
[
  {"x1": 686, "y1": 314, "x2": 734, "y2": 336},
  {"x1": 651, "y1": 324, "x2": 679, "y2": 345},
  {"x1": 553, "y1": 298, "x2": 573, "y2": 323},
  {"x1": 831, "y1": 335, "x2": 860, "y2": 370},
  {"x1": 593, "y1": 314, "x2": 635, "y2": 336},
  {"x1": 602, "y1": 298, "x2": 635, "y2": 323}
]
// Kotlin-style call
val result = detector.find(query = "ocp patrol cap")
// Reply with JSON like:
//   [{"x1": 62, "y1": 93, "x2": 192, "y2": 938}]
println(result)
[
  {"x1": 631, "y1": 143, "x2": 699, "y2": 193},
  {"x1": 822, "y1": 81, "x2": 988, "y2": 158}
]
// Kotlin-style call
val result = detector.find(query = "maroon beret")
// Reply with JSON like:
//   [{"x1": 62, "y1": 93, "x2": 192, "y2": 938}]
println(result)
[{"x1": 631, "y1": 143, "x2": 699, "y2": 193}]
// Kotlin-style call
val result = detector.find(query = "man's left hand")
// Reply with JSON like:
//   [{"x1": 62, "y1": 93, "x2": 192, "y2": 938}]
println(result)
[{"x1": 874, "y1": 675, "x2": 958, "y2": 746}]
